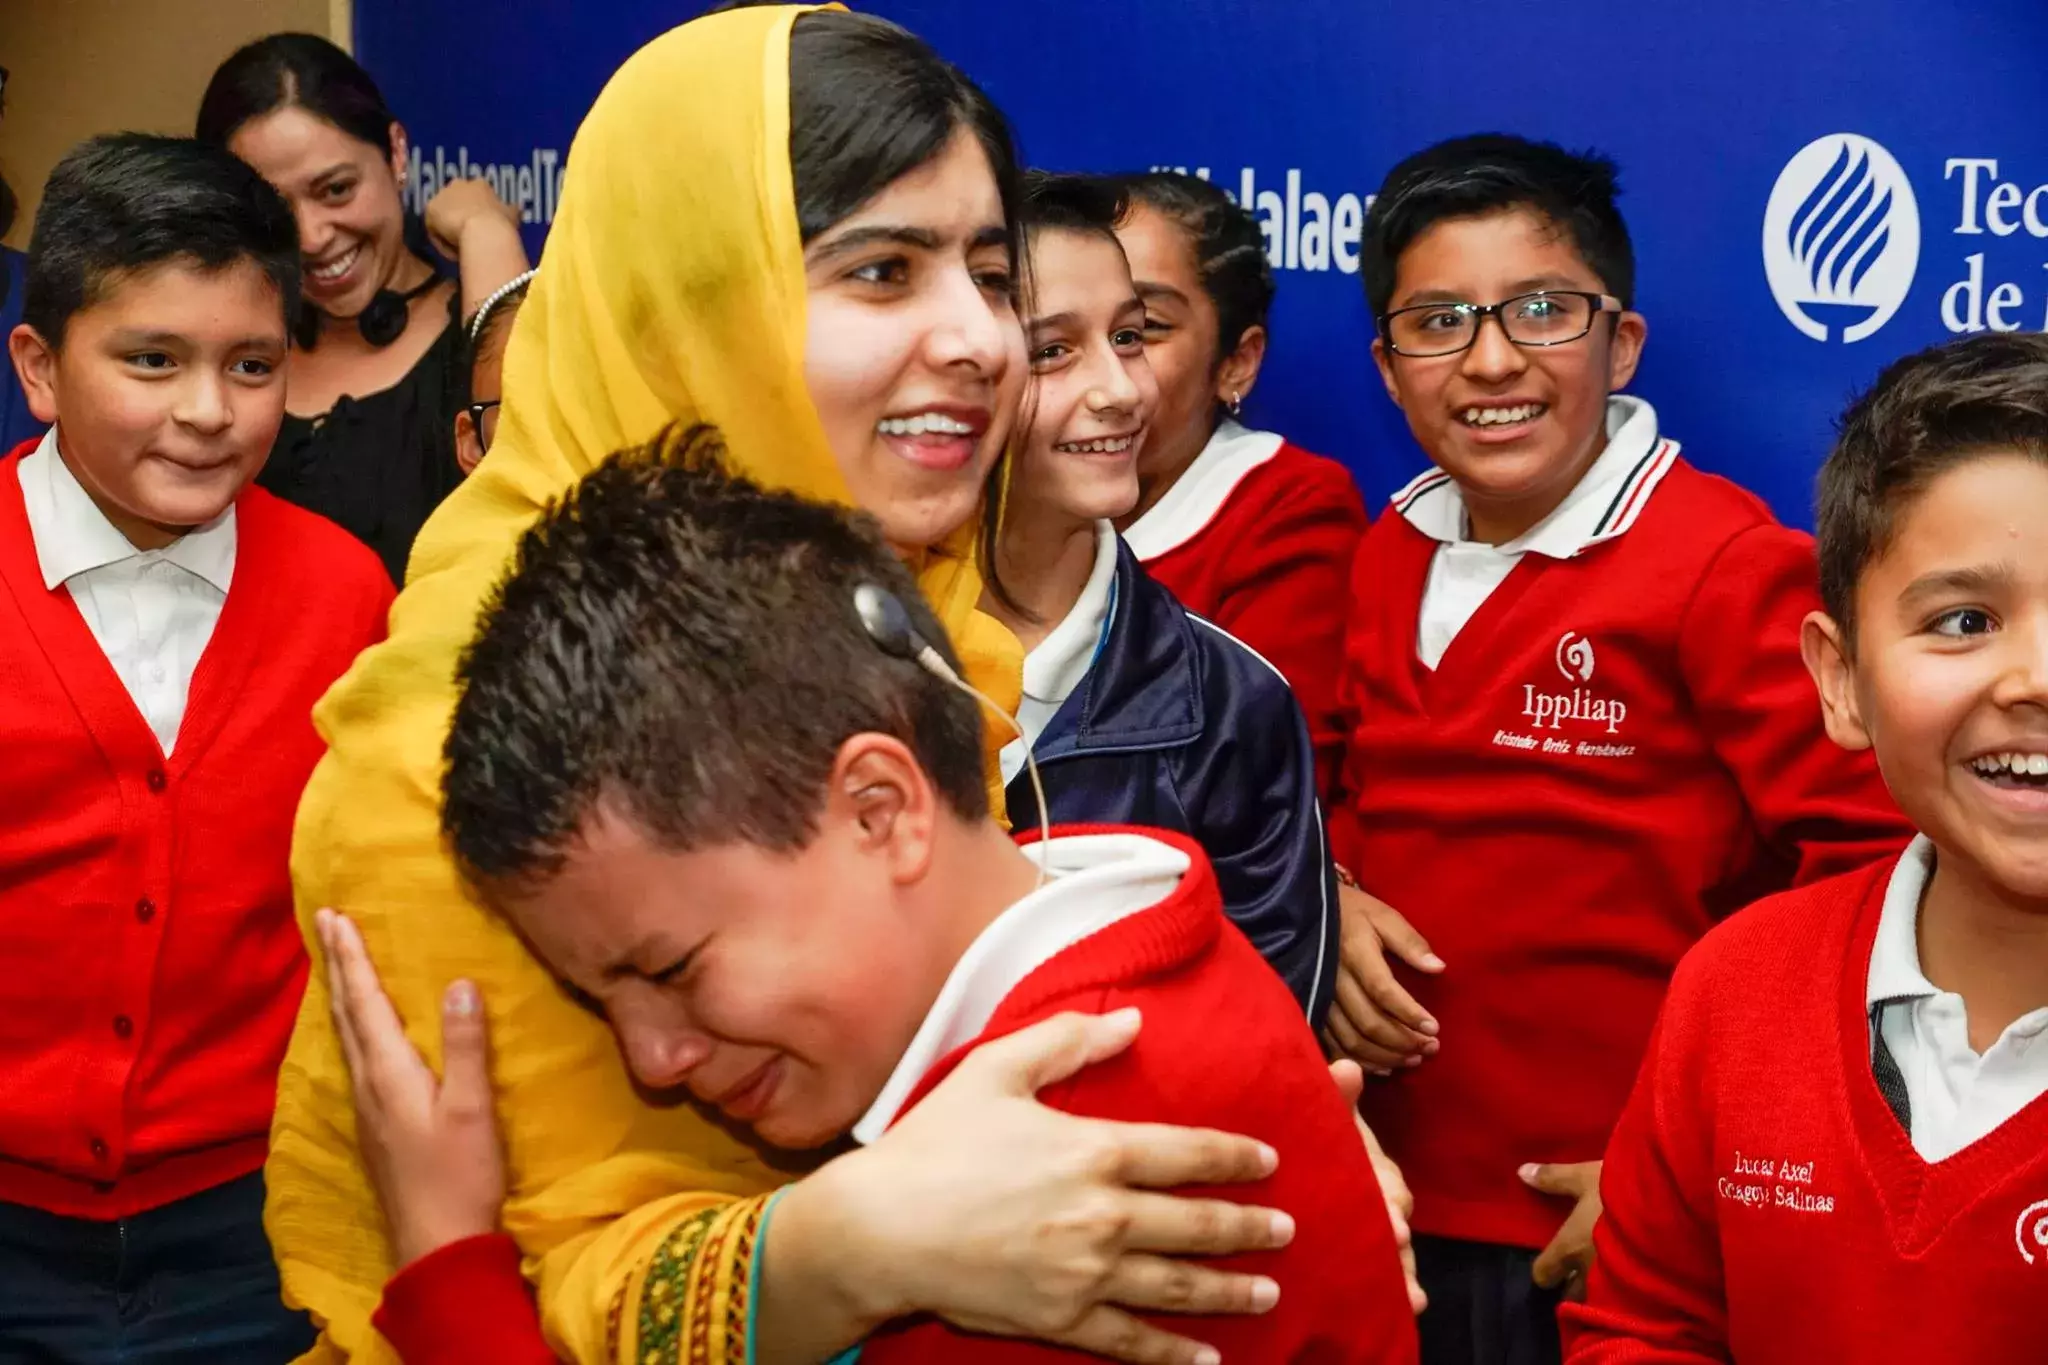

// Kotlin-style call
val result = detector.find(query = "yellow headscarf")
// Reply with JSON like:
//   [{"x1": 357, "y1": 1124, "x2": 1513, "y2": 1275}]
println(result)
[{"x1": 264, "y1": 7, "x2": 1023, "y2": 1359}]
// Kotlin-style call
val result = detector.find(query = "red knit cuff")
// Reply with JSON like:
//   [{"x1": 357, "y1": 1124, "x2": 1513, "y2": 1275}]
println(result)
[{"x1": 373, "y1": 1232, "x2": 556, "y2": 1364}]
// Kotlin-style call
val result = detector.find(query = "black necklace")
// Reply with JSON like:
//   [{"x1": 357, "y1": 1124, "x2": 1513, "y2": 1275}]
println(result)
[{"x1": 294, "y1": 269, "x2": 443, "y2": 350}]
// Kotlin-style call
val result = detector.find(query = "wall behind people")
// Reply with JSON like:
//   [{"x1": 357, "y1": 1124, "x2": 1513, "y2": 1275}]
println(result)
[
  {"x1": 350, "y1": 0, "x2": 2048, "y2": 528},
  {"x1": 0, "y1": 0, "x2": 344, "y2": 250}
]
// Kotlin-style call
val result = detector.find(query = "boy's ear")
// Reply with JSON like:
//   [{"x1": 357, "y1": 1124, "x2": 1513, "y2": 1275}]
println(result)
[
  {"x1": 8, "y1": 324, "x2": 60, "y2": 425},
  {"x1": 1212, "y1": 325, "x2": 1267, "y2": 410},
  {"x1": 830, "y1": 734, "x2": 938, "y2": 885},
  {"x1": 1606, "y1": 309, "x2": 1648, "y2": 392},
  {"x1": 1370, "y1": 335, "x2": 1403, "y2": 407},
  {"x1": 1800, "y1": 610, "x2": 1873, "y2": 752}
]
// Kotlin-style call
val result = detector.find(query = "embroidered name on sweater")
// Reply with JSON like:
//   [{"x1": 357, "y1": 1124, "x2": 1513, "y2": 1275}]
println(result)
[
  {"x1": 1718, "y1": 1149, "x2": 1838, "y2": 1214},
  {"x1": 1490, "y1": 632, "x2": 1636, "y2": 756}
]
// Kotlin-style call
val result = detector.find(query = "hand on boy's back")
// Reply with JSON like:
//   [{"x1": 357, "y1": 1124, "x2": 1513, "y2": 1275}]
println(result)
[
  {"x1": 1522, "y1": 1159, "x2": 1603, "y2": 1301},
  {"x1": 1327, "y1": 881, "x2": 1444, "y2": 1074},
  {"x1": 425, "y1": 178, "x2": 522, "y2": 259}
]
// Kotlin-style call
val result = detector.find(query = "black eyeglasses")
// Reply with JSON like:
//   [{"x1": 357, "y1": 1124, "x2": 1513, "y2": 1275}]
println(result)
[
  {"x1": 1378, "y1": 290, "x2": 1622, "y2": 358},
  {"x1": 466, "y1": 400, "x2": 501, "y2": 453}
]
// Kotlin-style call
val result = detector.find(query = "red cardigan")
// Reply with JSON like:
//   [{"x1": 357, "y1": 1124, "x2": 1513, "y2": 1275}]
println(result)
[
  {"x1": 0, "y1": 438, "x2": 391, "y2": 1217},
  {"x1": 1127, "y1": 434, "x2": 1366, "y2": 798},
  {"x1": 1329, "y1": 457, "x2": 1911, "y2": 1251},
  {"x1": 376, "y1": 829, "x2": 1417, "y2": 1364},
  {"x1": 1563, "y1": 859, "x2": 2048, "y2": 1362}
]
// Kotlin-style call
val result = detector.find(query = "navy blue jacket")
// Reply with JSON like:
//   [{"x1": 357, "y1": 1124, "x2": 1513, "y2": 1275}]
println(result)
[{"x1": 1006, "y1": 540, "x2": 1338, "y2": 1024}]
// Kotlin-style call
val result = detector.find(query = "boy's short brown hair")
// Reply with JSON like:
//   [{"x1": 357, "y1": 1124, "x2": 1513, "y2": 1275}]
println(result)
[
  {"x1": 1817, "y1": 331, "x2": 2048, "y2": 638},
  {"x1": 441, "y1": 424, "x2": 988, "y2": 891}
]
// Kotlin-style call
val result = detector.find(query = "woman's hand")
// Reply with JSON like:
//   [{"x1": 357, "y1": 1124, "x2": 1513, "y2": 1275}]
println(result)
[
  {"x1": 762, "y1": 1009, "x2": 1294, "y2": 1365},
  {"x1": 317, "y1": 908, "x2": 508, "y2": 1270},
  {"x1": 423, "y1": 178, "x2": 521, "y2": 259},
  {"x1": 423, "y1": 180, "x2": 532, "y2": 322}
]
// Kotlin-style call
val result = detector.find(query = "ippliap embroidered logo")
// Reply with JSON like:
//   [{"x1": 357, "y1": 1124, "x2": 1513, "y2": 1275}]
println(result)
[
  {"x1": 1763, "y1": 133, "x2": 1921, "y2": 344},
  {"x1": 1555, "y1": 632, "x2": 1596, "y2": 682},
  {"x1": 2018, "y1": 1199, "x2": 2048, "y2": 1265},
  {"x1": 1493, "y1": 633, "x2": 1634, "y2": 757}
]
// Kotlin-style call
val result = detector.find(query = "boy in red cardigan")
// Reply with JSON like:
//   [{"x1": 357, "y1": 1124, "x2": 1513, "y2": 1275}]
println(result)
[
  {"x1": 1563, "y1": 332, "x2": 2048, "y2": 1362},
  {"x1": 0, "y1": 135, "x2": 391, "y2": 1358},
  {"x1": 1327, "y1": 134, "x2": 1911, "y2": 1362},
  {"x1": 364, "y1": 429, "x2": 1417, "y2": 1364}
]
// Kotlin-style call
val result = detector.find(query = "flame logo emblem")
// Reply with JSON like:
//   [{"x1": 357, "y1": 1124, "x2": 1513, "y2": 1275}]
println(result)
[
  {"x1": 1763, "y1": 134, "x2": 1919, "y2": 343},
  {"x1": 1556, "y1": 633, "x2": 1596, "y2": 683},
  {"x1": 2018, "y1": 1199, "x2": 2048, "y2": 1265}
]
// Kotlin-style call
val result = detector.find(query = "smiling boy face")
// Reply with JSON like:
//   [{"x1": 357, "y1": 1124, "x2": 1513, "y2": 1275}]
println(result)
[
  {"x1": 1811, "y1": 451, "x2": 2048, "y2": 903},
  {"x1": 1371, "y1": 206, "x2": 1646, "y2": 545},
  {"x1": 11, "y1": 256, "x2": 287, "y2": 549}
]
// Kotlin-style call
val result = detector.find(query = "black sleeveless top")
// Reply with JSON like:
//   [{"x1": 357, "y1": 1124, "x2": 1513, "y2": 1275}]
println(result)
[{"x1": 262, "y1": 290, "x2": 469, "y2": 584}]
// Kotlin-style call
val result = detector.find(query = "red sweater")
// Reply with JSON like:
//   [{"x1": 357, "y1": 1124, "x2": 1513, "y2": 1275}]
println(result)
[
  {"x1": 0, "y1": 439, "x2": 391, "y2": 1217},
  {"x1": 375, "y1": 829, "x2": 1417, "y2": 1364},
  {"x1": 1126, "y1": 431, "x2": 1366, "y2": 797},
  {"x1": 1329, "y1": 457, "x2": 1910, "y2": 1251},
  {"x1": 1562, "y1": 860, "x2": 2048, "y2": 1362}
]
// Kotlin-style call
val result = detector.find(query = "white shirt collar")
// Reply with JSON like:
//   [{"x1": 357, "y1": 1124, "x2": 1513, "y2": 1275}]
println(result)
[
  {"x1": 1121, "y1": 419, "x2": 1285, "y2": 561},
  {"x1": 1391, "y1": 395, "x2": 1674, "y2": 559},
  {"x1": 1867, "y1": 834, "x2": 1945, "y2": 1007},
  {"x1": 850, "y1": 832, "x2": 1191, "y2": 1144},
  {"x1": 18, "y1": 426, "x2": 236, "y2": 593},
  {"x1": 1021, "y1": 520, "x2": 1119, "y2": 708}
]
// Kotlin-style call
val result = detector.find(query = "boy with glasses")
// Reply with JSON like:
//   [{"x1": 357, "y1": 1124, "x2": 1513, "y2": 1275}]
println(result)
[{"x1": 1325, "y1": 133, "x2": 1909, "y2": 1363}]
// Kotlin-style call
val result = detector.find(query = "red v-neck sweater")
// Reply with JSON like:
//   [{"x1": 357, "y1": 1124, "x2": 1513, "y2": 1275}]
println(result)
[
  {"x1": 1330, "y1": 457, "x2": 1911, "y2": 1250},
  {"x1": 1139, "y1": 441, "x2": 1366, "y2": 798},
  {"x1": 0, "y1": 439, "x2": 392, "y2": 1217},
  {"x1": 862, "y1": 826, "x2": 1415, "y2": 1363},
  {"x1": 1563, "y1": 859, "x2": 2048, "y2": 1362}
]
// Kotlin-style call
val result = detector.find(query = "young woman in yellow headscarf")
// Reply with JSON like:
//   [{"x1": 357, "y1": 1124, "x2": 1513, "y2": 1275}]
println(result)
[{"x1": 268, "y1": 9, "x2": 1322, "y2": 1365}]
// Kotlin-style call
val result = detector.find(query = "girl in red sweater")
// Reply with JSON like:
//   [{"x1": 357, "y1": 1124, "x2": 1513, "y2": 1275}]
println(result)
[
  {"x1": 1108, "y1": 172, "x2": 1368, "y2": 796},
  {"x1": 1565, "y1": 333, "x2": 2048, "y2": 1363}
]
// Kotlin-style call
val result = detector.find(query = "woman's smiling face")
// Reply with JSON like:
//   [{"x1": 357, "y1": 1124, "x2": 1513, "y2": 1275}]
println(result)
[{"x1": 802, "y1": 128, "x2": 1025, "y2": 551}]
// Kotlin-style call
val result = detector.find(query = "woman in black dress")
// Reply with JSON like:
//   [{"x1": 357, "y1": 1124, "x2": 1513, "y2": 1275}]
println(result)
[{"x1": 197, "y1": 35, "x2": 531, "y2": 583}]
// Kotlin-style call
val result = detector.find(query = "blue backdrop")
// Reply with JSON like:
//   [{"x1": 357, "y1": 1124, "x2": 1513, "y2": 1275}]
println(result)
[{"x1": 357, "y1": 0, "x2": 2048, "y2": 527}]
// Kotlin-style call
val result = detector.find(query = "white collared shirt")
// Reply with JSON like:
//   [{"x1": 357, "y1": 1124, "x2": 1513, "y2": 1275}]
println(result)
[
  {"x1": 1121, "y1": 419, "x2": 1285, "y2": 562},
  {"x1": 1867, "y1": 835, "x2": 2048, "y2": 1162},
  {"x1": 851, "y1": 832, "x2": 1191, "y2": 1143},
  {"x1": 1395, "y1": 395, "x2": 1675, "y2": 669},
  {"x1": 999, "y1": 520, "x2": 1119, "y2": 785},
  {"x1": 17, "y1": 428, "x2": 236, "y2": 755}
]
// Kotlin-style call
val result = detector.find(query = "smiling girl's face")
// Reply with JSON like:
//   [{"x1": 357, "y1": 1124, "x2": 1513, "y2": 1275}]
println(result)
[
  {"x1": 802, "y1": 128, "x2": 1026, "y2": 551},
  {"x1": 1012, "y1": 226, "x2": 1156, "y2": 527}
]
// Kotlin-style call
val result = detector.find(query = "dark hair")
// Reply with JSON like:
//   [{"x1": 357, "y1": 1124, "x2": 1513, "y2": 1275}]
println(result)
[
  {"x1": 1817, "y1": 331, "x2": 2048, "y2": 639},
  {"x1": 443, "y1": 423, "x2": 989, "y2": 889},
  {"x1": 22, "y1": 133, "x2": 300, "y2": 347},
  {"x1": 1019, "y1": 169, "x2": 1126, "y2": 244},
  {"x1": 1114, "y1": 170, "x2": 1273, "y2": 368},
  {"x1": 1362, "y1": 134, "x2": 1635, "y2": 317},
  {"x1": 463, "y1": 276, "x2": 530, "y2": 374},
  {"x1": 786, "y1": 11, "x2": 1021, "y2": 262},
  {"x1": 196, "y1": 32, "x2": 398, "y2": 156}
]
